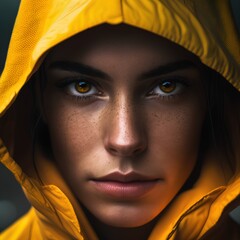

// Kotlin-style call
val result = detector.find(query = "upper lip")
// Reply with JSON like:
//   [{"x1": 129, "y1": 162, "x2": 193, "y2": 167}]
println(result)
[{"x1": 92, "y1": 172, "x2": 159, "y2": 183}]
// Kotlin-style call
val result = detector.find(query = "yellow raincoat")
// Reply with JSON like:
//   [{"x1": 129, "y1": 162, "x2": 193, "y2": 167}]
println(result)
[{"x1": 0, "y1": 0, "x2": 240, "y2": 239}]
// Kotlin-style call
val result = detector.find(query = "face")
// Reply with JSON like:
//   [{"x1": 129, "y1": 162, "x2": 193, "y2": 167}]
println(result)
[{"x1": 41, "y1": 24, "x2": 206, "y2": 228}]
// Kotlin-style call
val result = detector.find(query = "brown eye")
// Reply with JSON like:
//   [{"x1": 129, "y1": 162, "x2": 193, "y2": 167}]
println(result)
[
  {"x1": 75, "y1": 81, "x2": 92, "y2": 93},
  {"x1": 159, "y1": 81, "x2": 176, "y2": 93},
  {"x1": 149, "y1": 79, "x2": 187, "y2": 98},
  {"x1": 65, "y1": 79, "x2": 99, "y2": 97}
]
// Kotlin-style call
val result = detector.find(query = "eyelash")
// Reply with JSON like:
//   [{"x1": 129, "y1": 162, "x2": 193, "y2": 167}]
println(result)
[
  {"x1": 56, "y1": 77, "x2": 103, "y2": 101},
  {"x1": 56, "y1": 77, "x2": 189, "y2": 102},
  {"x1": 147, "y1": 78, "x2": 189, "y2": 101}
]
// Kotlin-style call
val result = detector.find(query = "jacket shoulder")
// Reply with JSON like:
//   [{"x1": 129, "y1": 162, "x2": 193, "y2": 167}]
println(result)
[{"x1": 1, "y1": 208, "x2": 41, "y2": 240}]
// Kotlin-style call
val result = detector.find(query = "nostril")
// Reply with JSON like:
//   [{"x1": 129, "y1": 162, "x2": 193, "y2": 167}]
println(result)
[
  {"x1": 133, "y1": 147, "x2": 144, "y2": 155},
  {"x1": 109, "y1": 147, "x2": 118, "y2": 154},
  {"x1": 106, "y1": 143, "x2": 147, "y2": 157}
]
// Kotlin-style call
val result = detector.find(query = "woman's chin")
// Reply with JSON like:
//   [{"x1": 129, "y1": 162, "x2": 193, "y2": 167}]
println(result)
[{"x1": 89, "y1": 206, "x2": 161, "y2": 228}]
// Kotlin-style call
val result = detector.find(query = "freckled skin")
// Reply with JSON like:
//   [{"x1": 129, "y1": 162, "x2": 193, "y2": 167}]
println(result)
[{"x1": 41, "y1": 24, "x2": 206, "y2": 240}]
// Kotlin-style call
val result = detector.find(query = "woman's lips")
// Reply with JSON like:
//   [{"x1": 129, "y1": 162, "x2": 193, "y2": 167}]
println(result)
[{"x1": 90, "y1": 172, "x2": 160, "y2": 200}]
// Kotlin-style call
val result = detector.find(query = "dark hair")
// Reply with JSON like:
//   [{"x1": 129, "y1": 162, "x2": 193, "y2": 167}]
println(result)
[
  {"x1": 202, "y1": 68, "x2": 240, "y2": 174},
  {"x1": 32, "y1": 64, "x2": 52, "y2": 158}
]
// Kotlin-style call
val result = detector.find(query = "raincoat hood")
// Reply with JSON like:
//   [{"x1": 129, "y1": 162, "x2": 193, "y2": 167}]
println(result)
[{"x1": 1, "y1": 0, "x2": 240, "y2": 239}]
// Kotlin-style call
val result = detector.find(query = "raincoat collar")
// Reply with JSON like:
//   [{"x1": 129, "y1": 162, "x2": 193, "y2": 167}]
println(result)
[
  {"x1": 1, "y1": 138, "x2": 239, "y2": 239},
  {"x1": 1, "y1": 0, "x2": 240, "y2": 239}
]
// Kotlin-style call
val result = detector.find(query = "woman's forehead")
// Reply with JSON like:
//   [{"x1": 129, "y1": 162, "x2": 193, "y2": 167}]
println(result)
[{"x1": 47, "y1": 24, "x2": 199, "y2": 64}]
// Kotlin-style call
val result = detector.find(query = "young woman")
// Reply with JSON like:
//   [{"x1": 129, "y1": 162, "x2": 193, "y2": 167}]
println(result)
[{"x1": 0, "y1": 0, "x2": 239, "y2": 239}]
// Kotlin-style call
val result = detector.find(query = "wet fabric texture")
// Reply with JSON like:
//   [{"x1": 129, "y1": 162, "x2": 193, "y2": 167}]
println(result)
[{"x1": 0, "y1": 0, "x2": 240, "y2": 239}]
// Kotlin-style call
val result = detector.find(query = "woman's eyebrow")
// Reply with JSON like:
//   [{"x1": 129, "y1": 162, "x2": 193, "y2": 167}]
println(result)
[
  {"x1": 48, "y1": 60, "x2": 198, "y2": 81},
  {"x1": 48, "y1": 61, "x2": 111, "y2": 79},
  {"x1": 140, "y1": 60, "x2": 198, "y2": 79}
]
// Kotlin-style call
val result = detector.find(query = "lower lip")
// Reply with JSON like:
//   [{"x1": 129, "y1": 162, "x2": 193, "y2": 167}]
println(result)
[{"x1": 90, "y1": 180, "x2": 158, "y2": 200}]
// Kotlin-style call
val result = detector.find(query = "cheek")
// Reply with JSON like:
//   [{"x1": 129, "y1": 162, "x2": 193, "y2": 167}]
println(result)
[
  {"x1": 148, "y1": 101, "x2": 206, "y2": 179},
  {"x1": 42, "y1": 93, "x2": 206, "y2": 228},
  {"x1": 44, "y1": 101, "x2": 102, "y2": 171}
]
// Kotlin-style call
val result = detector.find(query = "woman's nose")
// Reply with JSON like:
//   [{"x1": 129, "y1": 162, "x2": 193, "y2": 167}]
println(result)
[{"x1": 103, "y1": 99, "x2": 147, "y2": 157}]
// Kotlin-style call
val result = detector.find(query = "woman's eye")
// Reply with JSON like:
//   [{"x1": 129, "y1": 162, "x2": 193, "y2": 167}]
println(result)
[
  {"x1": 67, "y1": 80, "x2": 99, "y2": 96},
  {"x1": 150, "y1": 79, "x2": 186, "y2": 97},
  {"x1": 75, "y1": 81, "x2": 92, "y2": 93}
]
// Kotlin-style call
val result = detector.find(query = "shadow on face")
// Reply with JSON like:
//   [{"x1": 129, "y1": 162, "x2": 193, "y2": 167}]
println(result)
[{"x1": 37, "y1": 24, "x2": 207, "y2": 229}]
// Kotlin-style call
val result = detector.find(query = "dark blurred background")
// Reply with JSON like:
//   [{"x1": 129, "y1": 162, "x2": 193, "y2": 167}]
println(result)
[{"x1": 0, "y1": 0, "x2": 240, "y2": 232}]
